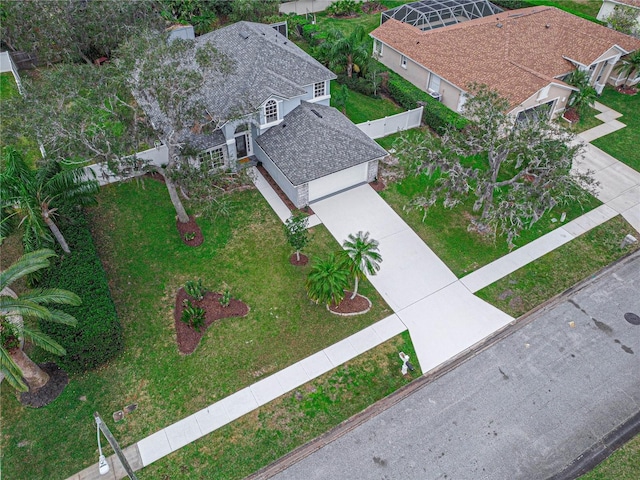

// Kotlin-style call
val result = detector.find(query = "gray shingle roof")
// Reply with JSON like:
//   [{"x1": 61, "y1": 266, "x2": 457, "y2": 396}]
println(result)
[
  {"x1": 256, "y1": 102, "x2": 388, "y2": 186},
  {"x1": 197, "y1": 22, "x2": 336, "y2": 114}
]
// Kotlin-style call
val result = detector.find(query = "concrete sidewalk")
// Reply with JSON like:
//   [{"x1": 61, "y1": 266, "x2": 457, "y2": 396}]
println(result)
[{"x1": 64, "y1": 102, "x2": 637, "y2": 480}]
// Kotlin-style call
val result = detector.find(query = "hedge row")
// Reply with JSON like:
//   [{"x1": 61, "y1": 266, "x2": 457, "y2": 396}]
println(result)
[
  {"x1": 384, "y1": 69, "x2": 468, "y2": 134},
  {"x1": 490, "y1": 0, "x2": 603, "y2": 24},
  {"x1": 39, "y1": 206, "x2": 123, "y2": 374}
]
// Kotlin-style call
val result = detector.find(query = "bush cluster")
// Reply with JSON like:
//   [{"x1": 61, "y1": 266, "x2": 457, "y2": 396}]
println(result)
[
  {"x1": 39, "y1": 206, "x2": 123, "y2": 374},
  {"x1": 336, "y1": 74, "x2": 377, "y2": 97},
  {"x1": 384, "y1": 70, "x2": 468, "y2": 134}
]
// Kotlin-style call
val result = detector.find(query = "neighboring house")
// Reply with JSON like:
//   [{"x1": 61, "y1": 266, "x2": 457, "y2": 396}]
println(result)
[
  {"x1": 371, "y1": 7, "x2": 640, "y2": 120},
  {"x1": 136, "y1": 21, "x2": 385, "y2": 208},
  {"x1": 597, "y1": 0, "x2": 640, "y2": 27}
]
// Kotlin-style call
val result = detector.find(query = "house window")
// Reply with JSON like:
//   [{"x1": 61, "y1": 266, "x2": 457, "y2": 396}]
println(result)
[
  {"x1": 373, "y1": 39, "x2": 383, "y2": 57},
  {"x1": 264, "y1": 99, "x2": 278, "y2": 123},
  {"x1": 400, "y1": 55, "x2": 407, "y2": 69},
  {"x1": 197, "y1": 146, "x2": 226, "y2": 171},
  {"x1": 428, "y1": 73, "x2": 441, "y2": 94},
  {"x1": 313, "y1": 81, "x2": 326, "y2": 98}
]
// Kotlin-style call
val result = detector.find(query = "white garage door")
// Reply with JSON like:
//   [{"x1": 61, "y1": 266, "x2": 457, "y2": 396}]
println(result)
[{"x1": 308, "y1": 163, "x2": 368, "y2": 202}]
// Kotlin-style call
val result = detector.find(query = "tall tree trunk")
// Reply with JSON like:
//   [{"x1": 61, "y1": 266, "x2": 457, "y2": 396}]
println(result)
[
  {"x1": 350, "y1": 276, "x2": 359, "y2": 300},
  {"x1": 42, "y1": 208, "x2": 71, "y2": 253},
  {"x1": 165, "y1": 175, "x2": 190, "y2": 224},
  {"x1": 347, "y1": 55, "x2": 353, "y2": 78},
  {"x1": 9, "y1": 348, "x2": 49, "y2": 392}
]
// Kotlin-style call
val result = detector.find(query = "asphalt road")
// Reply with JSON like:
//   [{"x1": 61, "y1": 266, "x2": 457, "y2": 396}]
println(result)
[{"x1": 261, "y1": 252, "x2": 640, "y2": 480}]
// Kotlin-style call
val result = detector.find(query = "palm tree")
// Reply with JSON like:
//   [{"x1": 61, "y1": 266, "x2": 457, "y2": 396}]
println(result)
[
  {"x1": 342, "y1": 231, "x2": 382, "y2": 299},
  {"x1": 1, "y1": 249, "x2": 79, "y2": 392},
  {"x1": 614, "y1": 51, "x2": 640, "y2": 86},
  {"x1": 0, "y1": 146, "x2": 99, "y2": 253},
  {"x1": 564, "y1": 70, "x2": 598, "y2": 118},
  {"x1": 320, "y1": 26, "x2": 370, "y2": 78},
  {"x1": 305, "y1": 253, "x2": 350, "y2": 307}
]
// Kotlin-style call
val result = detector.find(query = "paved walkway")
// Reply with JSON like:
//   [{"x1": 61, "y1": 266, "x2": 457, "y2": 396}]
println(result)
[{"x1": 65, "y1": 105, "x2": 638, "y2": 480}]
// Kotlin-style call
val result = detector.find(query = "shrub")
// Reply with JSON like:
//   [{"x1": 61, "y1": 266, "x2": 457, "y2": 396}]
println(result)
[
  {"x1": 336, "y1": 74, "x2": 376, "y2": 97},
  {"x1": 385, "y1": 70, "x2": 468, "y2": 134},
  {"x1": 184, "y1": 279, "x2": 206, "y2": 300},
  {"x1": 39, "y1": 206, "x2": 123, "y2": 374},
  {"x1": 219, "y1": 288, "x2": 231, "y2": 308},
  {"x1": 328, "y1": 0, "x2": 363, "y2": 16},
  {"x1": 181, "y1": 300, "x2": 206, "y2": 331}
]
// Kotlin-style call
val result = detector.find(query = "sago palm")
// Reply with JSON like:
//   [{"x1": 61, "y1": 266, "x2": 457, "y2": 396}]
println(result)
[
  {"x1": 342, "y1": 231, "x2": 382, "y2": 299},
  {"x1": 1, "y1": 249, "x2": 79, "y2": 392},
  {"x1": 0, "y1": 146, "x2": 99, "y2": 253},
  {"x1": 305, "y1": 253, "x2": 350, "y2": 307}
]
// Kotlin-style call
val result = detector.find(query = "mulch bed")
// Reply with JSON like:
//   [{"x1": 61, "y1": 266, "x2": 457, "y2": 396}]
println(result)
[
  {"x1": 174, "y1": 288, "x2": 249, "y2": 354},
  {"x1": 257, "y1": 164, "x2": 314, "y2": 216},
  {"x1": 177, "y1": 215, "x2": 204, "y2": 247},
  {"x1": 329, "y1": 291, "x2": 372, "y2": 315},
  {"x1": 19, "y1": 362, "x2": 69, "y2": 408},
  {"x1": 290, "y1": 253, "x2": 309, "y2": 266},
  {"x1": 563, "y1": 108, "x2": 580, "y2": 124},
  {"x1": 369, "y1": 179, "x2": 386, "y2": 192},
  {"x1": 362, "y1": 1, "x2": 387, "y2": 14},
  {"x1": 616, "y1": 85, "x2": 637, "y2": 95}
]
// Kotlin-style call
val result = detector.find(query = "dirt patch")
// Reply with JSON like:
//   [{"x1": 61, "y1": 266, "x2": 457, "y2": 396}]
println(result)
[
  {"x1": 289, "y1": 253, "x2": 309, "y2": 266},
  {"x1": 369, "y1": 179, "x2": 386, "y2": 192},
  {"x1": 174, "y1": 288, "x2": 249, "y2": 354},
  {"x1": 563, "y1": 107, "x2": 580, "y2": 124},
  {"x1": 19, "y1": 363, "x2": 69, "y2": 408},
  {"x1": 616, "y1": 85, "x2": 638, "y2": 95},
  {"x1": 329, "y1": 292, "x2": 372, "y2": 315},
  {"x1": 176, "y1": 215, "x2": 204, "y2": 247}
]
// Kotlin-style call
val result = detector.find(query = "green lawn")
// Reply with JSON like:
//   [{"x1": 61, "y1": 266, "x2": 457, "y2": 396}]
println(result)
[
  {"x1": 557, "y1": 105, "x2": 603, "y2": 134},
  {"x1": 592, "y1": 87, "x2": 640, "y2": 172},
  {"x1": 330, "y1": 80, "x2": 404, "y2": 124},
  {"x1": 380, "y1": 167, "x2": 601, "y2": 277},
  {"x1": 0, "y1": 180, "x2": 396, "y2": 480},
  {"x1": 137, "y1": 331, "x2": 420, "y2": 479},
  {"x1": 579, "y1": 434, "x2": 640, "y2": 480},
  {"x1": 476, "y1": 216, "x2": 640, "y2": 317},
  {"x1": 519, "y1": 0, "x2": 602, "y2": 21},
  {"x1": 0, "y1": 72, "x2": 19, "y2": 100}
]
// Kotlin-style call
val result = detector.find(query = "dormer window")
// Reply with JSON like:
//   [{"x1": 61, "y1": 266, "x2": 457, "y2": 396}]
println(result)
[
  {"x1": 264, "y1": 99, "x2": 278, "y2": 123},
  {"x1": 314, "y1": 81, "x2": 326, "y2": 98}
]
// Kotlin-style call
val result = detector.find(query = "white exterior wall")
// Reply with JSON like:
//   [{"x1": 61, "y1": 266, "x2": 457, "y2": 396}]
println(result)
[
  {"x1": 597, "y1": 0, "x2": 640, "y2": 27},
  {"x1": 308, "y1": 163, "x2": 369, "y2": 202},
  {"x1": 253, "y1": 144, "x2": 302, "y2": 207},
  {"x1": 84, "y1": 145, "x2": 170, "y2": 186},
  {"x1": 512, "y1": 83, "x2": 573, "y2": 119}
]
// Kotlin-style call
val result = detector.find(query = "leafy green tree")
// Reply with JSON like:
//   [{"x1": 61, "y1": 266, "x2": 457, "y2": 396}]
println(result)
[
  {"x1": 615, "y1": 50, "x2": 640, "y2": 85},
  {"x1": 159, "y1": 0, "x2": 219, "y2": 35},
  {"x1": 318, "y1": 26, "x2": 370, "y2": 78},
  {"x1": 284, "y1": 213, "x2": 309, "y2": 262},
  {"x1": 229, "y1": 0, "x2": 280, "y2": 22},
  {"x1": 116, "y1": 31, "x2": 243, "y2": 225},
  {"x1": 342, "y1": 231, "x2": 382, "y2": 299},
  {"x1": 306, "y1": 253, "x2": 350, "y2": 307},
  {"x1": 332, "y1": 84, "x2": 350, "y2": 115},
  {"x1": 1, "y1": 249, "x2": 79, "y2": 392},
  {"x1": 0, "y1": 0, "x2": 163, "y2": 65},
  {"x1": 395, "y1": 84, "x2": 595, "y2": 248},
  {"x1": 565, "y1": 70, "x2": 598, "y2": 117},
  {"x1": 0, "y1": 147, "x2": 99, "y2": 253},
  {"x1": 604, "y1": 5, "x2": 639, "y2": 37}
]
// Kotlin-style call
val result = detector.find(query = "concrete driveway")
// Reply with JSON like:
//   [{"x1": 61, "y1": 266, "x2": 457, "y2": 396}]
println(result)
[
  {"x1": 266, "y1": 252, "x2": 640, "y2": 480},
  {"x1": 311, "y1": 185, "x2": 513, "y2": 372}
]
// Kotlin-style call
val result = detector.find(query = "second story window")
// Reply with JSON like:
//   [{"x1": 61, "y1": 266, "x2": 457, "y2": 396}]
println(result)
[
  {"x1": 314, "y1": 81, "x2": 326, "y2": 98},
  {"x1": 264, "y1": 99, "x2": 278, "y2": 123}
]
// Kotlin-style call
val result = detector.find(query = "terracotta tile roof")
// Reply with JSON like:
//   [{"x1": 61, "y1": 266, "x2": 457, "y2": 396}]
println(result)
[
  {"x1": 613, "y1": 0, "x2": 640, "y2": 8},
  {"x1": 372, "y1": 7, "x2": 640, "y2": 107}
]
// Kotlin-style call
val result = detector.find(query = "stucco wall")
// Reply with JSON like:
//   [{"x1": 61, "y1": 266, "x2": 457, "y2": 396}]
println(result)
[
  {"x1": 253, "y1": 144, "x2": 301, "y2": 207},
  {"x1": 513, "y1": 83, "x2": 572, "y2": 118}
]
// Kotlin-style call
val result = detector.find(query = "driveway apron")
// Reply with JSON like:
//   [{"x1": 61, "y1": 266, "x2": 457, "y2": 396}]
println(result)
[{"x1": 310, "y1": 185, "x2": 513, "y2": 371}]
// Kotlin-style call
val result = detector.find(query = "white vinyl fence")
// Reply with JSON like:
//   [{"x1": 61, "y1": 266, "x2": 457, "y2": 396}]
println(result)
[
  {"x1": 356, "y1": 106, "x2": 423, "y2": 139},
  {"x1": 83, "y1": 145, "x2": 169, "y2": 186},
  {"x1": 279, "y1": 0, "x2": 336, "y2": 14},
  {"x1": 0, "y1": 51, "x2": 24, "y2": 94}
]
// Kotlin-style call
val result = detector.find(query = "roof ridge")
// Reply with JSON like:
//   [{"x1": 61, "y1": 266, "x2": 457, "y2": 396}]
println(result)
[{"x1": 507, "y1": 60, "x2": 573, "y2": 89}]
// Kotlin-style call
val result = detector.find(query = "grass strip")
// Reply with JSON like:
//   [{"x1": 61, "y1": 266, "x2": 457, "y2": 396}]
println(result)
[
  {"x1": 475, "y1": 216, "x2": 640, "y2": 317},
  {"x1": 135, "y1": 331, "x2": 419, "y2": 479}
]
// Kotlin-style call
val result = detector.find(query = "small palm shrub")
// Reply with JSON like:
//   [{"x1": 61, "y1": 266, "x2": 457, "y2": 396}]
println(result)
[
  {"x1": 181, "y1": 300, "x2": 205, "y2": 331},
  {"x1": 184, "y1": 279, "x2": 206, "y2": 300},
  {"x1": 306, "y1": 253, "x2": 350, "y2": 306},
  {"x1": 219, "y1": 287, "x2": 231, "y2": 307}
]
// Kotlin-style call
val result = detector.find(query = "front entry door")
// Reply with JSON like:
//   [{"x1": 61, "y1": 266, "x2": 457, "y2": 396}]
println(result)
[{"x1": 235, "y1": 132, "x2": 250, "y2": 159}]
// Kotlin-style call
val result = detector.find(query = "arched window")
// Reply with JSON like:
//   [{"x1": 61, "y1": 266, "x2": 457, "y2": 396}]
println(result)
[{"x1": 264, "y1": 100, "x2": 278, "y2": 123}]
